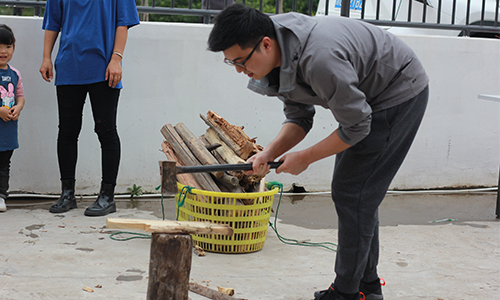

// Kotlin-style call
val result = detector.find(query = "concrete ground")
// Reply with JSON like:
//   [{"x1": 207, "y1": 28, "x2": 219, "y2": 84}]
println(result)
[{"x1": 0, "y1": 192, "x2": 498, "y2": 300}]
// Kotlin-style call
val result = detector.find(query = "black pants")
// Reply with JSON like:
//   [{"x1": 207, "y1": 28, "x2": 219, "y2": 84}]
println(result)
[
  {"x1": 332, "y1": 86, "x2": 429, "y2": 294},
  {"x1": 56, "y1": 82, "x2": 121, "y2": 185},
  {"x1": 0, "y1": 150, "x2": 13, "y2": 197}
]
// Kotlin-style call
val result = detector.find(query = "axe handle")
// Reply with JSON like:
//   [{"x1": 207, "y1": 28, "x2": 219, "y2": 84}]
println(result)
[{"x1": 176, "y1": 162, "x2": 283, "y2": 174}]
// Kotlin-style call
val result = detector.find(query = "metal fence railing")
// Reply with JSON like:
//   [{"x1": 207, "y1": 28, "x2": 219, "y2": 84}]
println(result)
[
  {"x1": 322, "y1": 0, "x2": 500, "y2": 37},
  {"x1": 0, "y1": 0, "x2": 498, "y2": 37}
]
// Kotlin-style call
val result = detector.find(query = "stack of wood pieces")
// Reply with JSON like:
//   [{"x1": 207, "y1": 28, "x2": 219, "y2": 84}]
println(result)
[{"x1": 160, "y1": 110, "x2": 266, "y2": 195}]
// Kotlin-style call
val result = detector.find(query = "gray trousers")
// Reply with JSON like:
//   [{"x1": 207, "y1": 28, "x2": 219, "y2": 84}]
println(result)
[{"x1": 332, "y1": 86, "x2": 429, "y2": 294}]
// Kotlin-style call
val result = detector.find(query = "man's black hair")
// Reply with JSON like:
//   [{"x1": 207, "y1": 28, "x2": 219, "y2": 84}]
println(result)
[
  {"x1": 208, "y1": 3, "x2": 276, "y2": 52},
  {"x1": 0, "y1": 24, "x2": 15, "y2": 45}
]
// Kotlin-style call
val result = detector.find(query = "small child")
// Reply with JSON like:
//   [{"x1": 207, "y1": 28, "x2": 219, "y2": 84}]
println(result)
[{"x1": 0, "y1": 24, "x2": 25, "y2": 212}]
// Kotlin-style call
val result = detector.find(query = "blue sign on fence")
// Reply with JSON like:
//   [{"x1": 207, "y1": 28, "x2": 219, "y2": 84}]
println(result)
[{"x1": 335, "y1": 0, "x2": 363, "y2": 11}]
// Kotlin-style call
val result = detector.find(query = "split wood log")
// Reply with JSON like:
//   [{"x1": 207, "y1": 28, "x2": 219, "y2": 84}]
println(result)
[
  {"x1": 200, "y1": 135, "x2": 245, "y2": 193},
  {"x1": 174, "y1": 122, "x2": 225, "y2": 178},
  {"x1": 174, "y1": 123, "x2": 240, "y2": 191},
  {"x1": 193, "y1": 245, "x2": 206, "y2": 256},
  {"x1": 161, "y1": 141, "x2": 201, "y2": 189},
  {"x1": 189, "y1": 282, "x2": 247, "y2": 300},
  {"x1": 209, "y1": 110, "x2": 263, "y2": 156},
  {"x1": 218, "y1": 287, "x2": 235, "y2": 296},
  {"x1": 147, "y1": 233, "x2": 192, "y2": 300},
  {"x1": 200, "y1": 112, "x2": 258, "y2": 160},
  {"x1": 204, "y1": 128, "x2": 266, "y2": 190},
  {"x1": 161, "y1": 124, "x2": 220, "y2": 192},
  {"x1": 199, "y1": 135, "x2": 245, "y2": 193},
  {"x1": 201, "y1": 111, "x2": 266, "y2": 190},
  {"x1": 240, "y1": 175, "x2": 267, "y2": 193},
  {"x1": 257, "y1": 176, "x2": 266, "y2": 204},
  {"x1": 106, "y1": 218, "x2": 234, "y2": 236},
  {"x1": 200, "y1": 135, "x2": 227, "y2": 165},
  {"x1": 205, "y1": 142, "x2": 222, "y2": 152},
  {"x1": 204, "y1": 128, "x2": 246, "y2": 165}
]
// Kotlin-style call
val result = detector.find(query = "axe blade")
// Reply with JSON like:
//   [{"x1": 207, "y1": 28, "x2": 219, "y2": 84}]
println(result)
[{"x1": 160, "y1": 160, "x2": 179, "y2": 196}]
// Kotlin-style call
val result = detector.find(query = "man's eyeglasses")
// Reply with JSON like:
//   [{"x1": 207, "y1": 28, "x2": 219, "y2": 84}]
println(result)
[{"x1": 224, "y1": 37, "x2": 264, "y2": 68}]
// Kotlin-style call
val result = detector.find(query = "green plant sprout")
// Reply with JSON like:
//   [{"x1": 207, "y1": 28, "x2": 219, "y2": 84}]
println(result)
[{"x1": 127, "y1": 184, "x2": 143, "y2": 199}]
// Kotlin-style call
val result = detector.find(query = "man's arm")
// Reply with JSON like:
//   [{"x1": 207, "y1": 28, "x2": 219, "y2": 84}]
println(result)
[
  {"x1": 247, "y1": 122, "x2": 306, "y2": 175},
  {"x1": 248, "y1": 123, "x2": 351, "y2": 176},
  {"x1": 277, "y1": 129, "x2": 351, "y2": 175}
]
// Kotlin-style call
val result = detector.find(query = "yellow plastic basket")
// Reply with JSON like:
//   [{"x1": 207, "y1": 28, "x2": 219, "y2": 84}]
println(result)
[{"x1": 175, "y1": 183, "x2": 279, "y2": 253}]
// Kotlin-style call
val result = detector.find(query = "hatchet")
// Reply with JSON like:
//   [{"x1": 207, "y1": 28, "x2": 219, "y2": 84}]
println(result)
[{"x1": 159, "y1": 160, "x2": 283, "y2": 195}]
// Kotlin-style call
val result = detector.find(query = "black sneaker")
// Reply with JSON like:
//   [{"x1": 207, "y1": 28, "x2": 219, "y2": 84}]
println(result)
[
  {"x1": 314, "y1": 285, "x2": 365, "y2": 300},
  {"x1": 359, "y1": 278, "x2": 385, "y2": 300}
]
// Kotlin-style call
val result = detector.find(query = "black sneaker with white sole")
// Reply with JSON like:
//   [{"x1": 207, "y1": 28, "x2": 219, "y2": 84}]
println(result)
[
  {"x1": 314, "y1": 285, "x2": 366, "y2": 300},
  {"x1": 359, "y1": 278, "x2": 385, "y2": 300}
]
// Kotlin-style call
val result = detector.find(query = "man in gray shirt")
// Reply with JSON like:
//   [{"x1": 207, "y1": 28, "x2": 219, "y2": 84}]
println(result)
[{"x1": 208, "y1": 4, "x2": 429, "y2": 300}]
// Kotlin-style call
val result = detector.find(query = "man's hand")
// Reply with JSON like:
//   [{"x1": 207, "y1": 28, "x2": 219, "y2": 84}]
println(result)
[
  {"x1": 246, "y1": 150, "x2": 310, "y2": 176},
  {"x1": 244, "y1": 122, "x2": 309, "y2": 177},
  {"x1": 247, "y1": 129, "x2": 352, "y2": 177},
  {"x1": 245, "y1": 151, "x2": 276, "y2": 176},
  {"x1": 275, "y1": 151, "x2": 310, "y2": 175}
]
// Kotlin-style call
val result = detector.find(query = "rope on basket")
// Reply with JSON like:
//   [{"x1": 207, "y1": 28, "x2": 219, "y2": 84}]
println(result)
[{"x1": 176, "y1": 185, "x2": 194, "y2": 220}]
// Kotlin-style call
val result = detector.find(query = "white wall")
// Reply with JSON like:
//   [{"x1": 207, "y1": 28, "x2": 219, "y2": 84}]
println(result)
[{"x1": 2, "y1": 16, "x2": 499, "y2": 194}]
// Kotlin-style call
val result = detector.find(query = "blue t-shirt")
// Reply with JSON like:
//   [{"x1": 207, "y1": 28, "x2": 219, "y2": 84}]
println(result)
[
  {"x1": 42, "y1": 0, "x2": 140, "y2": 88},
  {"x1": 0, "y1": 66, "x2": 21, "y2": 151}
]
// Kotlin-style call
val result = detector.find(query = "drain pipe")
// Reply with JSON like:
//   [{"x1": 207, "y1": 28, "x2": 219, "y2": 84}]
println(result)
[{"x1": 8, "y1": 186, "x2": 498, "y2": 199}]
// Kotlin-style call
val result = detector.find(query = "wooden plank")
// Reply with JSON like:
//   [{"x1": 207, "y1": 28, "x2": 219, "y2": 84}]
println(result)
[
  {"x1": 147, "y1": 233, "x2": 192, "y2": 300},
  {"x1": 106, "y1": 218, "x2": 234, "y2": 236}
]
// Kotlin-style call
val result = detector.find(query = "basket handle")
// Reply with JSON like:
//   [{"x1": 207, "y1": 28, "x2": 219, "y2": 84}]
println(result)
[{"x1": 176, "y1": 162, "x2": 283, "y2": 174}]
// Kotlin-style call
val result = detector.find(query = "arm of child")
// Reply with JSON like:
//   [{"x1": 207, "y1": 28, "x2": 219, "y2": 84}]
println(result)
[
  {"x1": 10, "y1": 96, "x2": 24, "y2": 121},
  {"x1": 9, "y1": 68, "x2": 25, "y2": 121}
]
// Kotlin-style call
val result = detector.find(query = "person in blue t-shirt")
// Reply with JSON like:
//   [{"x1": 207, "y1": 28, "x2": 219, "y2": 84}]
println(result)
[
  {"x1": 39, "y1": 0, "x2": 140, "y2": 217},
  {"x1": 0, "y1": 24, "x2": 25, "y2": 212}
]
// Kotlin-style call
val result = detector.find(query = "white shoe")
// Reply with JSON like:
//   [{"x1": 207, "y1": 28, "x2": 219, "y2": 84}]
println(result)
[{"x1": 0, "y1": 196, "x2": 6, "y2": 212}]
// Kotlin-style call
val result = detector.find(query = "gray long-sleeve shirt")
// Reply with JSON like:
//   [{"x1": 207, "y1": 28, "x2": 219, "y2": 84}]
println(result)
[{"x1": 248, "y1": 13, "x2": 429, "y2": 145}]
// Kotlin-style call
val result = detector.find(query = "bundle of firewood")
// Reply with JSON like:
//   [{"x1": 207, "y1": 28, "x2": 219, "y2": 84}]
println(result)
[{"x1": 160, "y1": 111, "x2": 266, "y2": 194}]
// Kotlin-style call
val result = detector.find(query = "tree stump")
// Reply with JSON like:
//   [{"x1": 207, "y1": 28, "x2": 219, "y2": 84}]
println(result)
[{"x1": 147, "y1": 233, "x2": 192, "y2": 300}]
